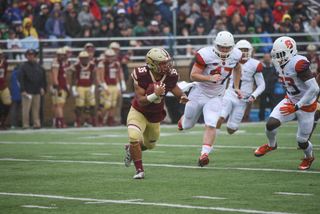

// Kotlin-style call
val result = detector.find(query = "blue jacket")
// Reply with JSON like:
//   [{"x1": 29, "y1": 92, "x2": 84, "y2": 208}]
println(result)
[
  {"x1": 259, "y1": 31, "x2": 273, "y2": 53},
  {"x1": 1, "y1": 7, "x2": 23, "y2": 26},
  {"x1": 158, "y1": 2, "x2": 172, "y2": 25},
  {"x1": 10, "y1": 66, "x2": 22, "y2": 101},
  {"x1": 45, "y1": 9, "x2": 66, "y2": 37}
]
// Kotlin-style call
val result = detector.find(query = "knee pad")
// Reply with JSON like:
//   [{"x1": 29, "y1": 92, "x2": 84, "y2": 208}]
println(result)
[
  {"x1": 227, "y1": 123, "x2": 238, "y2": 133},
  {"x1": 298, "y1": 141, "x2": 309, "y2": 150},
  {"x1": 128, "y1": 126, "x2": 142, "y2": 143}
]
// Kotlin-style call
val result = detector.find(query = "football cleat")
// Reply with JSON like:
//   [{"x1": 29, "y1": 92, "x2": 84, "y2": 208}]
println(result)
[
  {"x1": 298, "y1": 154, "x2": 314, "y2": 170},
  {"x1": 124, "y1": 144, "x2": 132, "y2": 167},
  {"x1": 198, "y1": 153, "x2": 209, "y2": 167},
  {"x1": 254, "y1": 143, "x2": 277, "y2": 157},
  {"x1": 178, "y1": 120, "x2": 183, "y2": 131},
  {"x1": 133, "y1": 168, "x2": 145, "y2": 179}
]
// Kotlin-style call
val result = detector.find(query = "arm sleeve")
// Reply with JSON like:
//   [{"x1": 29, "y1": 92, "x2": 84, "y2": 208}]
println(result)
[
  {"x1": 296, "y1": 78, "x2": 320, "y2": 108},
  {"x1": 252, "y1": 72, "x2": 265, "y2": 99}
]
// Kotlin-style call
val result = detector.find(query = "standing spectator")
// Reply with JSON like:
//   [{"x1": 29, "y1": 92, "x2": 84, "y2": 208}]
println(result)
[
  {"x1": 7, "y1": 30, "x2": 25, "y2": 61},
  {"x1": 143, "y1": 20, "x2": 166, "y2": 47},
  {"x1": 33, "y1": 4, "x2": 50, "y2": 38},
  {"x1": 1, "y1": 0, "x2": 23, "y2": 26},
  {"x1": 115, "y1": 9, "x2": 131, "y2": 29},
  {"x1": 140, "y1": 0, "x2": 158, "y2": 25},
  {"x1": 226, "y1": 0, "x2": 247, "y2": 18},
  {"x1": 291, "y1": 14, "x2": 305, "y2": 31},
  {"x1": 257, "y1": 0, "x2": 274, "y2": 24},
  {"x1": 192, "y1": 8, "x2": 215, "y2": 34},
  {"x1": 86, "y1": 0, "x2": 101, "y2": 20},
  {"x1": 17, "y1": 49, "x2": 45, "y2": 130},
  {"x1": 64, "y1": 10, "x2": 82, "y2": 38},
  {"x1": 132, "y1": 16, "x2": 147, "y2": 37},
  {"x1": 272, "y1": 1, "x2": 285, "y2": 24},
  {"x1": 158, "y1": 0, "x2": 173, "y2": 27},
  {"x1": 180, "y1": 0, "x2": 200, "y2": 17},
  {"x1": 207, "y1": 19, "x2": 226, "y2": 45},
  {"x1": 78, "y1": 1, "x2": 94, "y2": 27},
  {"x1": 306, "y1": 44, "x2": 320, "y2": 78},
  {"x1": 186, "y1": 5, "x2": 201, "y2": 31},
  {"x1": 245, "y1": 12, "x2": 261, "y2": 30},
  {"x1": 306, "y1": 19, "x2": 320, "y2": 48},
  {"x1": 0, "y1": 50, "x2": 11, "y2": 130},
  {"x1": 177, "y1": 27, "x2": 192, "y2": 56},
  {"x1": 73, "y1": 0, "x2": 82, "y2": 15},
  {"x1": 262, "y1": 13, "x2": 275, "y2": 34},
  {"x1": 10, "y1": 65, "x2": 22, "y2": 129},
  {"x1": 212, "y1": 0, "x2": 228, "y2": 19},
  {"x1": 45, "y1": 9, "x2": 72, "y2": 47},
  {"x1": 288, "y1": 0, "x2": 309, "y2": 24},
  {"x1": 162, "y1": 25, "x2": 174, "y2": 53},
  {"x1": 23, "y1": 17, "x2": 38, "y2": 38},
  {"x1": 314, "y1": 13, "x2": 320, "y2": 28}
]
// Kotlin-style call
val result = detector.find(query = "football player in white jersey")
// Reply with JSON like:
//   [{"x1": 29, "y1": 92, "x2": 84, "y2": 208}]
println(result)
[
  {"x1": 216, "y1": 40, "x2": 265, "y2": 134},
  {"x1": 254, "y1": 36, "x2": 320, "y2": 170},
  {"x1": 178, "y1": 31, "x2": 243, "y2": 167}
]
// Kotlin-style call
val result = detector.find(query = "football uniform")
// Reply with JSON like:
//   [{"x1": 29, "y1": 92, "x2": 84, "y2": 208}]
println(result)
[
  {"x1": 128, "y1": 65, "x2": 179, "y2": 148},
  {"x1": 52, "y1": 58, "x2": 69, "y2": 104},
  {"x1": 182, "y1": 46, "x2": 242, "y2": 129},
  {"x1": 0, "y1": 59, "x2": 11, "y2": 105},
  {"x1": 270, "y1": 55, "x2": 317, "y2": 141},
  {"x1": 98, "y1": 60, "x2": 121, "y2": 109},
  {"x1": 221, "y1": 58, "x2": 264, "y2": 130},
  {"x1": 71, "y1": 61, "x2": 96, "y2": 107}
]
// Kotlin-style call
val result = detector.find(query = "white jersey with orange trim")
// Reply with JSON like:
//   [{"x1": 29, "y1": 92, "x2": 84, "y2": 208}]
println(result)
[
  {"x1": 225, "y1": 58, "x2": 265, "y2": 98},
  {"x1": 194, "y1": 46, "x2": 242, "y2": 98},
  {"x1": 276, "y1": 55, "x2": 316, "y2": 105}
]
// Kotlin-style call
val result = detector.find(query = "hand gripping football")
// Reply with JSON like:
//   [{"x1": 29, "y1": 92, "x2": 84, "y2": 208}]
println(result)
[{"x1": 145, "y1": 82, "x2": 161, "y2": 95}]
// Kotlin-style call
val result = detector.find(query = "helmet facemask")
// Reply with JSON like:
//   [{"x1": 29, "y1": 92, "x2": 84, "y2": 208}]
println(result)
[
  {"x1": 146, "y1": 48, "x2": 174, "y2": 75},
  {"x1": 151, "y1": 57, "x2": 173, "y2": 75}
]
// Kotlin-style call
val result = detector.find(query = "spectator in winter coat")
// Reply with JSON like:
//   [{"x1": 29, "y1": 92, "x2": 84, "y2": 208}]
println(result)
[
  {"x1": 192, "y1": 8, "x2": 215, "y2": 34},
  {"x1": 143, "y1": 20, "x2": 165, "y2": 46},
  {"x1": 23, "y1": 17, "x2": 38, "y2": 38},
  {"x1": 140, "y1": 0, "x2": 158, "y2": 25},
  {"x1": 64, "y1": 10, "x2": 82, "y2": 38},
  {"x1": 77, "y1": 1, "x2": 94, "y2": 27},
  {"x1": 2, "y1": 0, "x2": 23, "y2": 26},
  {"x1": 282, "y1": 14, "x2": 292, "y2": 30},
  {"x1": 158, "y1": 0, "x2": 173, "y2": 27},
  {"x1": 262, "y1": 13, "x2": 275, "y2": 34},
  {"x1": 272, "y1": 1, "x2": 285, "y2": 24},
  {"x1": 255, "y1": 25, "x2": 273, "y2": 53},
  {"x1": 288, "y1": 0, "x2": 309, "y2": 23},
  {"x1": 257, "y1": 0, "x2": 274, "y2": 24},
  {"x1": 33, "y1": 4, "x2": 50, "y2": 38},
  {"x1": 180, "y1": 0, "x2": 200, "y2": 17},
  {"x1": 226, "y1": 0, "x2": 247, "y2": 18},
  {"x1": 199, "y1": 0, "x2": 215, "y2": 19},
  {"x1": 212, "y1": 0, "x2": 228, "y2": 19}
]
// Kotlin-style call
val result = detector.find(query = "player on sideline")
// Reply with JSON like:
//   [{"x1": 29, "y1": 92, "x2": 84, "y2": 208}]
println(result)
[
  {"x1": 216, "y1": 40, "x2": 265, "y2": 134},
  {"x1": 124, "y1": 48, "x2": 190, "y2": 179},
  {"x1": 0, "y1": 49, "x2": 11, "y2": 130},
  {"x1": 254, "y1": 36, "x2": 319, "y2": 170},
  {"x1": 177, "y1": 31, "x2": 243, "y2": 167}
]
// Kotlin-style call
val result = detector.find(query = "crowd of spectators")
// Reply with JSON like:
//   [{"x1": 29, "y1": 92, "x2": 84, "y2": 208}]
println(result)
[{"x1": 0, "y1": 0, "x2": 319, "y2": 59}]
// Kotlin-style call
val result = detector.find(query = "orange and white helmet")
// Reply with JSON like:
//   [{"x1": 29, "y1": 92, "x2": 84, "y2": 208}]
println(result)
[
  {"x1": 214, "y1": 31, "x2": 235, "y2": 60},
  {"x1": 271, "y1": 36, "x2": 297, "y2": 67},
  {"x1": 235, "y1": 40, "x2": 252, "y2": 62}
]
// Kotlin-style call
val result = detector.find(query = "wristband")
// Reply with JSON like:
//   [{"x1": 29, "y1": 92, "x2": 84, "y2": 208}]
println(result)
[
  {"x1": 55, "y1": 84, "x2": 61, "y2": 91},
  {"x1": 72, "y1": 86, "x2": 76, "y2": 92},
  {"x1": 147, "y1": 93, "x2": 158, "y2": 102},
  {"x1": 116, "y1": 82, "x2": 121, "y2": 90}
]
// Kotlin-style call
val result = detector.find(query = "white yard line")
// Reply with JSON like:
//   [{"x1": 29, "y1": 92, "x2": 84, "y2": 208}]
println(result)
[
  {"x1": 274, "y1": 192, "x2": 314, "y2": 196},
  {"x1": 35, "y1": 156, "x2": 56, "y2": 158},
  {"x1": 193, "y1": 196, "x2": 227, "y2": 200},
  {"x1": 1, "y1": 192, "x2": 299, "y2": 214},
  {"x1": 144, "y1": 151, "x2": 166, "y2": 153},
  {"x1": 21, "y1": 205, "x2": 57, "y2": 209},
  {"x1": 90, "y1": 153, "x2": 111, "y2": 156},
  {"x1": 0, "y1": 158, "x2": 319, "y2": 174}
]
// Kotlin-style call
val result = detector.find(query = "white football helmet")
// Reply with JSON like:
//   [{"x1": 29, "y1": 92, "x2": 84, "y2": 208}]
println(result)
[
  {"x1": 235, "y1": 40, "x2": 252, "y2": 61},
  {"x1": 271, "y1": 36, "x2": 297, "y2": 67},
  {"x1": 214, "y1": 31, "x2": 235, "y2": 60}
]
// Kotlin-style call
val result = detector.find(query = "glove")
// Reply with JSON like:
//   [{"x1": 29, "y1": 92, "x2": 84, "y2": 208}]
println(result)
[
  {"x1": 50, "y1": 86, "x2": 55, "y2": 95},
  {"x1": 101, "y1": 83, "x2": 108, "y2": 90},
  {"x1": 72, "y1": 86, "x2": 79, "y2": 97},
  {"x1": 121, "y1": 80, "x2": 127, "y2": 92},
  {"x1": 244, "y1": 95, "x2": 255, "y2": 107},
  {"x1": 90, "y1": 84, "x2": 95, "y2": 96},
  {"x1": 279, "y1": 102, "x2": 299, "y2": 116},
  {"x1": 98, "y1": 85, "x2": 102, "y2": 93}
]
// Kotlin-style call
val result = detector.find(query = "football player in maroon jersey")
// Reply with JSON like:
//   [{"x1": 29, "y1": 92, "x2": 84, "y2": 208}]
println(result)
[
  {"x1": 124, "y1": 48, "x2": 190, "y2": 179},
  {"x1": 0, "y1": 49, "x2": 11, "y2": 130}
]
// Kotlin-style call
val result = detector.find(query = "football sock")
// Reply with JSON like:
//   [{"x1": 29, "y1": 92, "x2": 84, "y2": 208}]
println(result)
[
  {"x1": 201, "y1": 143, "x2": 212, "y2": 156},
  {"x1": 215, "y1": 129, "x2": 220, "y2": 139},
  {"x1": 308, "y1": 121, "x2": 318, "y2": 141},
  {"x1": 302, "y1": 141, "x2": 313, "y2": 159},
  {"x1": 266, "y1": 127, "x2": 277, "y2": 147},
  {"x1": 53, "y1": 118, "x2": 55, "y2": 126},
  {"x1": 133, "y1": 159, "x2": 144, "y2": 172}
]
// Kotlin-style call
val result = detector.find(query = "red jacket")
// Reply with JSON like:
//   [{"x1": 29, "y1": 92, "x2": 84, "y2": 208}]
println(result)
[
  {"x1": 226, "y1": 0, "x2": 247, "y2": 18},
  {"x1": 272, "y1": 1, "x2": 285, "y2": 24},
  {"x1": 89, "y1": 0, "x2": 101, "y2": 20}
]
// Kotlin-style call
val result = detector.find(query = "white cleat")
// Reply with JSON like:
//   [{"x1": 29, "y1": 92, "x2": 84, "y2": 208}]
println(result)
[
  {"x1": 133, "y1": 169, "x2": 145, "y2": 179},
  {"x1": 124, "y1": 145, "x2": 132, "y2": 167}
]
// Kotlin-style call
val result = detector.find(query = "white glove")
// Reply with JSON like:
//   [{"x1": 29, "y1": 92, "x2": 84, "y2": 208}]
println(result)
[
  {"x1": 121, "y1": 80, "x2": 127, "y2": 92},
  {"x1": 50, "y1": 86, "x2": 55, "y2": 95},
  {"x1": 72, "y1": 86, "x2": 79, "y2": 97},
  {"x1": 67, "y1": 84, "x2": 70, "y2": 90},
  {"x1": 116, "y1": 82, "x2": 121, "y2": 91},
  {"x1": 243, "y1": 95, "x2": 255, "y2": 107},
  {"x1": 101, "y1": 83, "x2": 108, "y2": 90},
  {"x1": 90, "y1": 84, "x2": 95, "y2": 96}
]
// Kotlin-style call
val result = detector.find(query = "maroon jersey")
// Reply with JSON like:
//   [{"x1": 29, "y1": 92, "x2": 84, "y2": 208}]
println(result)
[
  {"x1": 131, "y1": 66, "x2": 179, "y2": 123},
  {"x1": 91, "y1": 58, "x2": 99, "y2": 67},
  {"x1": 307, "y1": 55, "x2": 320, "y2": 77},
  {"x1": 52, "y1": 58, "x2": 69, "y2": 90},
  {"x1": 71, "y1": 61, "x2": 96, "y2": 87},
  {"x1": 0, "y1": 59, "x2": 8, "y2": 90},
  {"x1": 98, "y1": 60, "x2": 121, "y2": 85}
]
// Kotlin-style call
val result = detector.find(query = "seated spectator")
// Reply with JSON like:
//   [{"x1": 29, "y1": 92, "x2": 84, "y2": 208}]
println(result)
[
  {"x1": 91, "y1": 18, "x2": 100, "y2": 36},
  {"x1": 96, "y1": 0, "x2": 115, "y2": 15},
  {"x1": 216, "y1": 5, "x2": 227, "y2": 20},
  {"x1": 186, "y1": 5, "x2": 201, "y2": 31},
  {"x1": 212, "y1": 0, "x2": 228, "y2": 19},
  {"x1": 291, "y1": 14, "x2": 305, "y2": 32},
  {"x1": 247, "y1": 26, "x2": 263, "y2": 53},
  {"x1": 177, "y1": 27, "x2": 192, "y2": 56},
  {"x1": 7, "y1": 30, "x2": 26, "y2": 61},
  {"x1": 192, "y1": 8, "x2": 215, "y2": 34},
  {"x1": 61, "y1": 1, "x2": 74, "y2": 22},
  {"x1": 73, "y1": 0, "x2": 82, "y2": 15},
  {"x1": 64, "y1": 10, "x2": 82, "y2": 38},
  {"x1": 245, "y1": 12, "x2": 260, "y2": 29},
  {"x1": 101, "y1": 11, "x2": 114, "y2": 25},
  {"x1": 257, "y1": 0, "x2": 274, "y2": 24},
  {"x1": 140, "y1": 0, "x2": 158, "y2": 25},
  {"x1": 275, "y1": 22, "x2": 289, "y2": 35},
  {"x1": 226, "y1": 0, "x2": 247, "y2": 18},
  {"x1": 129, "y1": 2, "x2": 142, "y2": 27},
  {"x1": 190, "y1": 22, "x2": 207, "y2": 55},
  {"x1": 199, "y1": 0, "x2": 215, "y2": 19},
  {"x1": 33, "y1": 4, "x2": 50, "y2": 38},
  {"x1": 306, "y1": 44, "x2": 320, "y2": 77},
  {"x1": 180, "y1": 0, "x2": 200, "y2": 17},
  {"x1": 255, "y1": 25, "x2": 273, "y2": 53},
  {"x1": 13, "y1": 22, "x2": 24, "y2": 39},
  {"x1": 176, "y1": 11, "x2": 190, "y2": 36},
  {"x1": 117, "y1": 0, "x2": 135, "y2": 14},
  {"x1": 78, "y1": 1, "x2": 94, "y2": 27},
  {"x1": 0, "y1": 24, "x2": 8, "y2": 39},
  {"x1": 289, "y1": 22, "x2": 307, "y2": 51},
  {"x1": 143, "y1": 20, "x2": 165, "y2": 47},
  {"x1": 34, "y1": 0, "x2": 52, "y2": 17},
  {"x1": 116, "y1": 8, "x2": 131, "y2": 29},
  {"x1": 2, "y1": 0, "x2": 23, "y2": 26},
  {"x1": 282, "y1": 14, "x2": 292, "y2": 30},
  {"x1": 153, "y1": 11, "x2": 169, "y2": 32},
  {"x1": 23, "y1": 17, "x2": 38, "y2": 38},
  {"x1": 86, "y1": 0, "x2": 102, "y2": 21},
  {"x1": 244, "y1": 4, "x2": 263, "y2": 28},
  {"x1": 96, "y1": 21, "x2": 113, "y2": 47},
  {"x1": 315, "y1": 13, "x2": 320, "y2": 28},
  {"x1": 52, "y1": 2, "x2": 63, "y2": 12},
  {"x1": 107, "y1": 21, "x2": 116, "y2": 37},
  {"x1": 76, "y1": 24, "x2": 94, "y2": 47},
  {"x1": 288, "y1": 0, "x2": 309, "y2": 24},
  {"x1": 234, "y1": 21, "x2": 250, "y2": 43},
  {"x1": 272, "y1": 1, "x2": 285, "y2": 25},
  {"x1": 132, "y1": 16, "x2": 147, "y2": 37},
  {"x1": 0, "y1": 32, "x2": 7, "y2": 49},
  {"x1": 23, "y1": 3, "x2": 35, "y2": 21},
  {"x1": 207, "y1": 19, "x2": 225, "y2": 45},
  {"x1": 45, "y1": 9, "x2": 72, "y2": 47},
  {"x1": 162, "y1": 25, "x2": 174, "y2": 52},
  {"x1": 158, "y1": 0, "x2": 173, "y2": 27},
  {"x1": 262, "y1": 12, "x2": 275, "y2": 34},
  {"x1": 228, "y1": 13, "x2": 242, "y2": 34},
  {"x1": 306, "y1": 19, "x2": 320, "y2": 49}
]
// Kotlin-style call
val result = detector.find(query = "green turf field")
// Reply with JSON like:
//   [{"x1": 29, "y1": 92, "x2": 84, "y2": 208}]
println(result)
[{"x1": 0, "y1": 122, "x2": 319, "y2": 214}]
